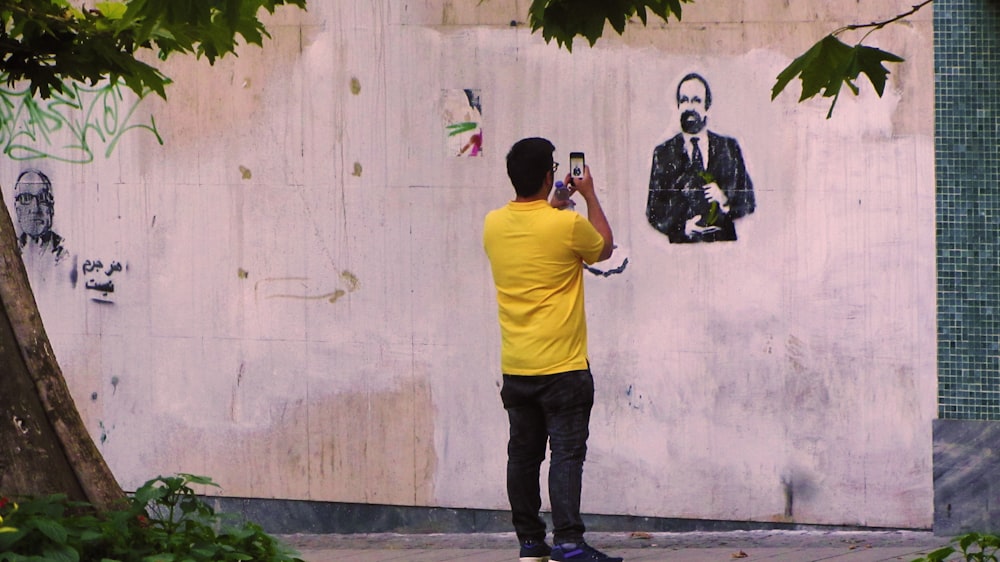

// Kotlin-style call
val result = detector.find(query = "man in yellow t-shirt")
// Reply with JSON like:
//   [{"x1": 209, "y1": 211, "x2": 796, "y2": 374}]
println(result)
[{"x1": 483, "y1": 137, "x2": 621, "y2": 562}]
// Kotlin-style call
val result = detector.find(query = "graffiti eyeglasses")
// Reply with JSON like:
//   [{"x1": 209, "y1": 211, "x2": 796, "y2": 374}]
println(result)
[{"x1": 15, "y1": 191, "x2": 54, "y2": 206}]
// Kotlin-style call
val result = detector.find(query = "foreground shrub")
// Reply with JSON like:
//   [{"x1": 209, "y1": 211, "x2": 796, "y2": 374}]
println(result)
[
  {"x1": 0, "y1": 473, "x2": 304, "y2": 562},
  {"x1": 913, "y1": 532, "x2": 1000, "y2": 562}
]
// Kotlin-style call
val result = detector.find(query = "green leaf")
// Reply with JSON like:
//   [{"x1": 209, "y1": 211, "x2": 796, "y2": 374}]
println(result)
[
  {"x1": 53, "y1": 548, "x2": 81, "y2": 562},
  {"x1": 959, "y1": 532, "x2": 981, "y2": 551},
  {"x1": 0, "y1": 527, "x2": 28, "y2": 550},
  {"x1": 528, "y1": 0, "x2": 688, "y2": 52},
  {"x1": 635, "y1": 5, "x2": 649, "y2": 25},
  {"x1": 133, "y1": 483, "x2": 169, "y2": 507},
  {"x1": 33, "y1": 518, "x2": 68, "y2": 544},
  {"x1": 772, "y1": 34, "x2": 904, "y2": 118},
  {"x1": 772, "y1": 35, "x2": 850, "y2": 101},
  {"x1": 854, "y1": 44, "x2": 904, "y2": 96},
  {"x1": 0, "y1": 0, "x2": 306, "y2": 99},
  {"x1": 920, "y1": 545, "x2": 956, "y2": 561},
  {"x1": 79, "y1": 528, "x2": 105, "y2": 541},
  {"x1": 191, "y1": 546, "x2": 218, "y2": 557},
  {"x1": 96, "y1": 2, "x2": 129, "y2": 19},
  {"x1": 50, "y1": 0, "x2": 86, "y2": 19},
  {"x1": 177, "y1": 474, "x2": 219, "y2": 488}
]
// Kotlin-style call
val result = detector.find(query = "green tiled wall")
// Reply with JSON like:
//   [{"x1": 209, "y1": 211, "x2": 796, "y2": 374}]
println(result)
[{"x1": 936, "y1": 0, "x2": 1000, "y2": 419}]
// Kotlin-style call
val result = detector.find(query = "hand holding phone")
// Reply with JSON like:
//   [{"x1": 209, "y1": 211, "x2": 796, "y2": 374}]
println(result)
[
  {"x1": 569, "y1": 152, "x2": 585, "y2": 182},
  {"x1": 565, "y1": 162, "x2": 595, "y2": 201}
]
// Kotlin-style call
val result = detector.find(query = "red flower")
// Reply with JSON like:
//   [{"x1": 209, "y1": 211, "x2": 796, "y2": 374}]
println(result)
[
  {"x1": 0, "y1": 497, "x2": 9, "y2": 509},
  {"x1": 136, "y1": 514, "x2": 150, "y2": 527}
]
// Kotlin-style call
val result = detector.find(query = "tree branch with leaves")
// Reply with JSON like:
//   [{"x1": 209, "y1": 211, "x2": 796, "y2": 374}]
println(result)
[
  {"x1": 0, "y1": 0, "x2": 306, "y2": 99},
  {"x1": 525, "y1": 0, "x2": 931, "y2": 118}
]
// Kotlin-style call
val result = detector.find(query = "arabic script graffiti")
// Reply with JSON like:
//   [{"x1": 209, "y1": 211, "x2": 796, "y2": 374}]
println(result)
[
  {"x1": 0, "y1": 75, "x2": 162, "y2": 163},
  {"x1": 82, "y1": 258, "x2": 126, "y2": 303}
]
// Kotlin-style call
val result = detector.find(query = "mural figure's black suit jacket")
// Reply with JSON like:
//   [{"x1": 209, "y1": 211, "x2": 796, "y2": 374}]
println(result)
[{"x1": 646, "y1": 131, "x2": 755, "y2": 243}]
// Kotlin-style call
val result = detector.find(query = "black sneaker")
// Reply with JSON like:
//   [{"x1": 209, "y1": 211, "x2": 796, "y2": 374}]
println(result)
[
  {"x1": 519, "y1": 538, "x2": 552, "y2": 562},
  {"x1": 551, "y1": 541, "x2": 623, "y2": 561}
]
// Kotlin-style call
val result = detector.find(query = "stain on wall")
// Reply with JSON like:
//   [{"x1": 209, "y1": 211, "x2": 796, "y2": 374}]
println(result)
[
  {"x1": 309, "y1": 378, "x2": 437, "y2": 505},
  {"x1": 123, "y1": 371, "x2": 439, "y2": 506},
  {"x1": 253, "y1": 270, "x2": 359, "y2": 304}
]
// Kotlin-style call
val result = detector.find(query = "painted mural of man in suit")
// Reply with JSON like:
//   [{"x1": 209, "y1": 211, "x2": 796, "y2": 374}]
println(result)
[{"x1": 646, "y1": 73, "x2": 755, "y2": 243}]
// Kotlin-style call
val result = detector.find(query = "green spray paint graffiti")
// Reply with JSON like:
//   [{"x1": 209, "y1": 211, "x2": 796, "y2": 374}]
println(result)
[{"x1": 0, "y1": 76, "x2": 162, "y2": 163}]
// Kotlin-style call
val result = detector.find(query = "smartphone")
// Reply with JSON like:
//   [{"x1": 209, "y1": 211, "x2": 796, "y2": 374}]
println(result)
[{"x1": 569, "y1": 152, "x2": 585, "y2": 179}]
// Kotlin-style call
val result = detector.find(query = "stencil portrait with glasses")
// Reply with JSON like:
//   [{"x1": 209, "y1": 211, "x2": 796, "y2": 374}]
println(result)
[{"x1": 13, "y1": 169, "x2": 68, "y2": 263}]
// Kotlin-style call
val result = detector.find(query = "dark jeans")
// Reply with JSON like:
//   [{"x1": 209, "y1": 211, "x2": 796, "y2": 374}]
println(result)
[{"x1": 501, "y1": 369, "x2": 594, "y2": 545}]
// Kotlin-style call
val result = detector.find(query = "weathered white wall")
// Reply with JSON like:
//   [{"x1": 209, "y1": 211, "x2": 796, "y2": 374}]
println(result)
[{"x1": 1, "y1": 1, "x2": 935, "y2": 528}]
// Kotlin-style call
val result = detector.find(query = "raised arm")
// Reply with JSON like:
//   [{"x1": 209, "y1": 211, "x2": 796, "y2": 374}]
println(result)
[{"x1": 568, "y1": 165, "x2": 614, "y2": 262}]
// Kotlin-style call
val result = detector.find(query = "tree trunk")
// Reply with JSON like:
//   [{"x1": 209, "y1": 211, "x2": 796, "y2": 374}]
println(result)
[{"x1": 0, "y1": 196, "x2": 124, "y2": 510}]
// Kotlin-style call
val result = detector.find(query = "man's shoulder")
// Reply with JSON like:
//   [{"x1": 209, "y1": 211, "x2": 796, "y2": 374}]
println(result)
[
  {"x1": 483, "y1": 205, "x2": 508, "y2": 234},
  {"x1": 654, "y1": 133, "x2": 685, "y2": 151},
  {"x1": 484, "y1": 201, "x2": 562, "y2": 227},
  {"x1": 708, "y1": 130, "x2": 741, "y2": 146},
  {"x1": 485, "y1": 203, "x2": 514, "y2": 219},
  {"x1": 652, "y1": 134, "x2": 685, "y2": 160}
]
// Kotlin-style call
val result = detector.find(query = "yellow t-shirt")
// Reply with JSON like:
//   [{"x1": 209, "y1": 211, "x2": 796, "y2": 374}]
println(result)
[{"x1": 483, "y1": 199, "x2": 606, "y2": 375}]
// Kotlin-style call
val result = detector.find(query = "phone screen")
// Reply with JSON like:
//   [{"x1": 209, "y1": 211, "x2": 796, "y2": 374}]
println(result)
[{"x1": 569, "y1": 152, "x2": 585, "y2": 178}]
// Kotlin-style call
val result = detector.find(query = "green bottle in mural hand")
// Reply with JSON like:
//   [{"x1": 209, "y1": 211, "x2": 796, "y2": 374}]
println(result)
[{"x1": 698, "y1": 171, "x2": 719, "y2": 226}]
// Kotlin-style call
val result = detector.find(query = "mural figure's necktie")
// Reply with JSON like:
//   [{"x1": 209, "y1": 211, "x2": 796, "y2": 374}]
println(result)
[{"x1": 691, "y1": 137, "x2": 705, "y2": 172}]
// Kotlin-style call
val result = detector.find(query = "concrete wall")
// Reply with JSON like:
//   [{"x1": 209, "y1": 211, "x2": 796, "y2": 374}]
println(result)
[{"x1": 0, "y1": 1, "x2": 935, "y2": 528}]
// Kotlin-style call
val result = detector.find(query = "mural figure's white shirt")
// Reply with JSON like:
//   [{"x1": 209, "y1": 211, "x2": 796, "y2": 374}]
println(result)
[{"x1": 682, "y1": 131, "x2": 710, "y2": 169}]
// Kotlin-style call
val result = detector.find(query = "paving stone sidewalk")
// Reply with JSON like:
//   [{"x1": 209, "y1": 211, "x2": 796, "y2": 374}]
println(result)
[{"x1": 279, "y1": 530, "x2": 957, "y2": 562}]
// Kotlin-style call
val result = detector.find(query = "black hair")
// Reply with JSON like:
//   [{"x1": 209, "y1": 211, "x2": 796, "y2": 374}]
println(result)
[
  {"x1": 676, "y1": 73, "x2": 712, "y2": 110},
  {"x1": 506, "y1": 137, "x2": 554, "y2": 198}
]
